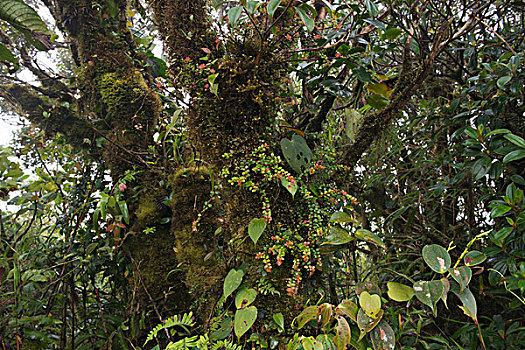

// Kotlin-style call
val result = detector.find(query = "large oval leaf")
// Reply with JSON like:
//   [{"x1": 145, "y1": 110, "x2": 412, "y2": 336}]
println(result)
[
  {"x1": 449, "y1": 266, "x2": 472, "y2": 293},
  {"x1": 234, "y1": 306, "x2": 257, "y2": 338},
  {"x1": 223, "y1": 269, "x2": 244, "y2": 299},
  {"x1": 387, "y1": 282, "x2": 415, "y2": 302},
  {"x1": 422, "y1": 244, "x2": 451, "y2": 273},
  {"x1": 413, "y1": 280, "x2": 444, "y2": 313},
  {"x1": 357, "y1": 308, "x2": 383, "y2": 340},
  {"x1": 333, "y1": 316, "x2": 351, "y2": 350},
  {"x1": 336, "y1": 299, "x2": 358, "y2": 323},
  {"x1": 228, "y1": 6, "x2": 243, "y2": 26},
  {"x1": 235, "y1": 287, "x2": 257, "y2": 309},
  {"x1": 359, "y1": 291, "x2": 381, "y2": 318},
  {"x1": 296, "y1": 305, "x2": 319, "y2": 329},
  {"x1": 248, "y1": 218, "x2": 266, "y2": 245},
  {"x1": 464, "y1": 250, "x2": 486, "y2": 266}
]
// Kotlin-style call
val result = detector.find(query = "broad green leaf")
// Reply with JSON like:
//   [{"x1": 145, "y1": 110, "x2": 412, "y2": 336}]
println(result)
[
  {"x1": 367, "y1": 94, "x2": 389, "y2": 109},
  {"x1": 267, "y1": 0, "x2": 282, "y2": 17},
  {"x1": 280, "y1": 135, "x2": 313, "y2": 173},
  {"x1": 248, "y1": 218, "x2": 266, "y2": 245},
  {"x1": 228, "y1": 6, "x2": 242, "y2": 26},
  {"x1": 449, "y1": 266, "x2": 472, "y2": 293},
  {"x1": 422, "y1": 244, "x2": 451, "y2": 273},
  {"x1": 333, "y1": 316, "x2": 351, "y2": 350},
  {"x1": 0, "y1": 0, "x2": 50, "y2": 33},
  {"x1": 357, "y1": 309, "x2": 383, "y2": 340},
  {"x1": 503, "y1": 150, "x2": 525, "y2": 164},
  {"x1": 223, "y1": 268, "x2": 244, "y2": 299},
  {"x1": 387, "y1": 282, "x2": 415, "y2": 302},
  {"x1": 336, "y1": 299, "x2": 358, "y2": 323},
  {"x1": 0, "y1": 42, "x2": 17, "y2": 64},
  {"x1": 235, "y1": 287, "x2": 257, "y2": 309},
  {"x1": 355, "y1": 229, "x2": 385, "y2": 248},
  {"x1": 281, "y1": 177, "x2": 298, "y2": 197},
  {"x1": 384, "y1": 28, "x2": 402, "y2": 40},
  {"x1": 496, "y1": 75, "x2": 511, "y2": 89},
  {"x1": 234, "y1": 306, "x2": 257, "y2": 338},
  {"x1": 323, "y1": 226, "x2": 353, "y2": 245},
  {"x1": 367, "y1": 83, "x2": 392, "y2": 98},
  {"x1": 370, "y1": 320, "x2": 395, "y2": 350},
  {"x1": 359, "y1": 292, "x2": 381, "y2": 318},
  {"x1": 453, "y1": 287, "x2": 477, "y2": 322},
  {"x1": 505, "y1": 133, "x2": 525, "y2": 148},
  {"x1": 273, "y1": 313, "x2": 284, "y2": 331},
  {"x1": 464, "y1": 251, "x2": 487, "y2": 266},
  {"x1": 296, "y1": 305, "x2": 319, "y2": 329},
  {"x1": 329, "y1": 211, "x2": 352, "y2": 223},
  {"x1": 490, "y1": 205, "x2": 511, "y2": 218},
  {"x1": 294, "y1": 6, "x2": 314, "y2": 32},
  {"x1": 413, "y1": 280, "x2": 444, "y2": 313}
]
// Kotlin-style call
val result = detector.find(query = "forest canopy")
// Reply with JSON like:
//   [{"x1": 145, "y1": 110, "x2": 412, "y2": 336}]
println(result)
[{"x1": 0, "y1": 0, "x2": 524, "y2": 349}]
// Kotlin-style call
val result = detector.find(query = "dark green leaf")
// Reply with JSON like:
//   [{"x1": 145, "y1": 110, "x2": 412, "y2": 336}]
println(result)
[
  {"x1": 267, "y1": 0, "x2": 282, "y2": 17},
  {"x1": 228, "y1": 6, "x2": 242, "y2": 26},
  {"x1": 294, "y1": 6, "x2": 314, "y2": 32}
]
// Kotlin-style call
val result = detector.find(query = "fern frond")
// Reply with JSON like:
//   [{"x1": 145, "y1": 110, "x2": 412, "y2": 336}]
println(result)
[{"x1": 144, "y1": 312, "x2": 195, "y2": 345}]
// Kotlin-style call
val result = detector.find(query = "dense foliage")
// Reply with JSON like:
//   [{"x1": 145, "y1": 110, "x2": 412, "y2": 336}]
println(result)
[{"x1": 0, "y1": 0, "x2": 523, "y2": 349}]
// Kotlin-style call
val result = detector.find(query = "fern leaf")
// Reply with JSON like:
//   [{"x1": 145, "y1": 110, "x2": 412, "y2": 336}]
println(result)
[{"x1": 144, "y1": 312, "x2": 195, "y2": 345}]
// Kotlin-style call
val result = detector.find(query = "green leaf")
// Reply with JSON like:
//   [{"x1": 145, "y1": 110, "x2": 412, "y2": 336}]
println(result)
[
  {"x1": 281, "y1": 176, "x2": 298, "y2": 197},
  {"x1": 503, "y1": 150, "x2": 525, "y2": 164},
  {"x1": 228, "y1": 6, "x2": 242, "y2": 26},
  {"x1": 248, "y1": 218, "x2": 267, "y2": 245},
  {"x1": 490, "y1": 205, "x2": 511, "y2": 218},
  {"x1": 234, "y1": 306, "x2": 257, "y2": 338},
  {"x1": 422, "y1": 244, "x2": 451, "y2": 273},
  {"x1": 294, "y1": 6, "x2": 314, "y2": 32},
  {"x1": 329, "y1": 211, "x2": 352, "y2": 223},
  {"x1": 223, "y1": 268, "x2": 244, "y2": 299},
  {"x1": 296, "y1": 306, "x2": 319, "y2": 329},
  {"x1": 0, "y1": 0, "x2": 50, "y2": 33},
  {"x1": 452, "y1": 287, "x2": 477, "y2": 322},
  {"x1": 117, "y1": 200, "x2": 129, "y2": 224},
  {"x1": 359, "y1": 292, "x2": 381, "y2": 318},
  {"x1": 246, "y1": 1, "x2": 261, "y2": 14},
  {"x1": 319, "y1": 303, "x2": 333, "y2": 327},
  {"x1": 235, "y1": 287, "x2": 257, "y2": 309},
  {"x1": 370, "y1": 320, "x2": 395, "y2": 350},
  {"x1": 387, "y1": 282, "x2": 415, "y2": 302},
  {"x1": 0, "y1": 42, "x2": 17, "y2": 64},
  {"x1": 210, "y1": 317, "x2": 233, "y2": 341},
  {"x1": 335, "y1": 299, "x2": 358, "y2": 323},
  {"x1": 464, "y1": 251, "x2": 487, "y2": 266},
  {"x1": 355, "y1": 229, "x2": 385, "y2": 248},
  {"x1": 496, "y1": 75, "x2": 511, "y2": 89},
  {"x1": 280, "y1": 135, "x2": 313, "y2": 173},
  {"x1": 267, "y1": 0, "x2": 282, "y2": 17},
  {"x1": 449, "y1": 266, "x2": 472, "y2": 293},
  {"x1": 357, "y1": 309, "x2": 383, "y2": 340},
  {"x1": 333, "y1": 316, "x2": 351, "y2": 350},
  {"x1": 273, "y1": 313, "x2": 284, "y2": 331},
  {"x1": 413, "y1": 280, "x2": 444, "y2": 313},
  {"x1": 367, "y1": 94, "x2": 389, "y2": 109},
  {"x1": 384, "y1": 28, "x2": 402, "y2": 40},
  {"x1": 365, "y1": 0, "x2": 379, "y2": 17},
  {"x1": 323, "y1": 226, "x2": 353, "y2": 245}
]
